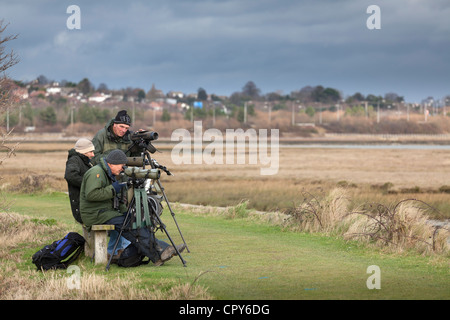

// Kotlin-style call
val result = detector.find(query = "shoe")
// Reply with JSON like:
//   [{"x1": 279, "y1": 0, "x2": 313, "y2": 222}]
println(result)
[
  {"x1": 153, "y1": 259, "x2": 164, "y2": 267},
  {"x1": 154, "y1": 247, "x2": 173, "y2": 266},
  {"x1": 175, "y1": 244, "x2": 186, "y2": 254},
  {"x1": 160, "y1": 246, "x2": 176, "y2": 261},
  {"x1": 154, "y1": 244, "x2": 187, "y2": 266},
  {"x1": 107, "y1": 249, "x2": 124, "y2": 264}
]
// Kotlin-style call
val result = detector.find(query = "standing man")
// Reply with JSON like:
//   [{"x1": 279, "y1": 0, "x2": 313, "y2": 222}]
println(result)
[
  {"x1": 64, "y1": 138, "x2": 95, "y2": 224},
  {"x1": 91, "y1": 110, "x2": 140, "y2": 165}
]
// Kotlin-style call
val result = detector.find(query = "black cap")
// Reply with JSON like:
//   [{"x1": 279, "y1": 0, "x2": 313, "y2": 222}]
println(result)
[
  {"x1": 105, "y1": 149, "x2": 128, "y2": 165},
  {"x1": 114, "y1": 110, "x2": 131, "y2": 126}
]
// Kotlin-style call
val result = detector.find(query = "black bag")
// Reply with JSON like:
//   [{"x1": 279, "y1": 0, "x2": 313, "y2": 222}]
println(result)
[
  {"x1": 116, "y1": 244, "x2": 149, "y2": 268},
  {"x1": 32, "y1": 232, "x2": 85, "y2": 271}
]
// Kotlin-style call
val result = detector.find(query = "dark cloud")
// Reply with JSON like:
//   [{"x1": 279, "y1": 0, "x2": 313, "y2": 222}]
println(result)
[{"x1": 1, "y1": 0, "x2": 449, "y2": 102}]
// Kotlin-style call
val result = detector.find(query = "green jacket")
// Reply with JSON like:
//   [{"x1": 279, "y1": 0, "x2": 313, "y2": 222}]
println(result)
[
  {"x1": 79, "y1": 158, "x2": 127, "y2": 227},
  {"x1": 91, "y1": 118, "x2": 139, "y2": 165}
]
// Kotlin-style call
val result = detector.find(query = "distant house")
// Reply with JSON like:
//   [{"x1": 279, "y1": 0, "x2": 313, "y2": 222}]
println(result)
[
  {"x1": 149, "y1": 101, "x2": 163, "y2": 111},
  {"x1": 46, "y1": 87, "x2": 62, "y2": 95},
  {"x1": 60, "y1": 87, "x2": 76, "y2": 97},
  {"x1": 12, "y1": 87, "x2": 29, "y2": 100},
  {"x1": 179, "y1": 102, "x2": 190, "y2": 110},
  {"x1": 111, "y1": 95, "x2": 124, "y2": 102},
  {"x1": 167, "y1": 91, "x2": 184, "y2": 99},
  {"x1": 88, "y1": 92, "x2": 112, "y2": 103},
  {"x1": 166, "y1": 98, "x2": 177, "y2": 106}
]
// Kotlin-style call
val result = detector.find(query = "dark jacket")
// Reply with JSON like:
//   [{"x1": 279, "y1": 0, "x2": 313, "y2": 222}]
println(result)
[
  {"x1": 80, "y1": 158, "x2": 127, "y2": 227},
  {"x1": 64, "y1": 148, "x2": 93, "y2": 224}
]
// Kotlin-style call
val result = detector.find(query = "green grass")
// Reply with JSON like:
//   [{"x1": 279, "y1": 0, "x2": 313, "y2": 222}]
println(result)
[
  {"x1": 7, "y1": 192, "x2": 77, "y2": 226},
  {"x1": 5, "y1": 192, "x2": 450, "y2": 300}
]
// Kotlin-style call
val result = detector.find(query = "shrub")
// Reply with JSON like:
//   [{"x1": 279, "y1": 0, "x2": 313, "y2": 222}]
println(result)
[
  {"x1": 11, "y1": 174, "x2": 52, "y2": 193},
  {"x1": 285, "y1": 188, "x2": 449, "y2": 255},
  {"x1": 286, "y1": 188, "x2": 349, "y2": 233},
  {"x1": 345, "y1": 199, "x2": 449, "y2": 254}
]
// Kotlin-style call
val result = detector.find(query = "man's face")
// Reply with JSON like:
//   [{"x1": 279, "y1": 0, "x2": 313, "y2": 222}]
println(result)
[
  {"x1": 108, "y1": 163, "x2": 126, "y2": 176},
  {"x1": 112, "y1": 123, "x2": 129, "y2": 137},
  {"x1": 83, "y1": 151, "x2": 94, "y2": 159}
]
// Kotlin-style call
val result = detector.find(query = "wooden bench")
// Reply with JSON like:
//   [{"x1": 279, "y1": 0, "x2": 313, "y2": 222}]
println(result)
[{"x1": 82, "y1": 225, "x2": 115, "y2": 264}]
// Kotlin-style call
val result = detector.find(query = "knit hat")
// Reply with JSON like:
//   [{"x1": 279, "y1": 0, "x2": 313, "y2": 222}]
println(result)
[
  {"x1": 74, "y1": 138, "x2": 95, "y2": 154},
  {"x1": 106, "y1": 149, "x2": 128, "y2": 165},
  {"x1": 114, "y1": 110, "x2": 131, "y2": 126}
]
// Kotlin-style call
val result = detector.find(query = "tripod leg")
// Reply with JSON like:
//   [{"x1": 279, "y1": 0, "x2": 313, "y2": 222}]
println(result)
[
  {"x1": 155, "y1": 214, "x2": 187, "y2": 267},
  {"x1": 105, "y1": 199, "x2": 135, "y2": 271},
  {"x1": 105, "y1": 228, "x2": 123, "y2": 271},
  {"x1": 156, "y1": 180, "x2": 190, "y2": 253}
]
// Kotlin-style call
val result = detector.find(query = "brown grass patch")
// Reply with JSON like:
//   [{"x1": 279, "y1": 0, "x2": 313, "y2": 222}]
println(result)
[
  {"x1": 0, "y1": 211, "x2": 211, "y2": 300},
  {"x1": 0, "y1": 266, "x2": 212, "y2": 300},
  {"x1": 2, "y1": 142, "x2": 450, "y2": 219}
]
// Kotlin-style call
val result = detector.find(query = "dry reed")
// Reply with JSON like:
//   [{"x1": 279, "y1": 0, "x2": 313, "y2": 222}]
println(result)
[
  {"x1": 286, "y1": 188, "x2": 350, "y2": 233},
  {"x1": 345, "y1": 199, "x2": 449, "y2": 255},
  {"x1": 284, "y1": 188, "x2": 449, "y2": 255}
]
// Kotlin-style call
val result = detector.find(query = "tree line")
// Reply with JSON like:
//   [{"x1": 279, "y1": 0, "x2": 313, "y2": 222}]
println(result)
[{"x1": 18, "y1": 73, "x2": 411, "y2": 109}]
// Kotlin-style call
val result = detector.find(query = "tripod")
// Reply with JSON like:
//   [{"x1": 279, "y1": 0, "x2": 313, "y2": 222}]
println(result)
[{"x1": 105, "y1": 148, "x2": 189, "y2": 271}]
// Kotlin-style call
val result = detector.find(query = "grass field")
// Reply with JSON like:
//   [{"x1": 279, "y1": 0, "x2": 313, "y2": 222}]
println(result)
[
  {"x1": 1, "y1": 140, "x2": 449, "y2": 300},
  {"x1": 2, "y1": 192, "x2": 449, "y2": 300}
]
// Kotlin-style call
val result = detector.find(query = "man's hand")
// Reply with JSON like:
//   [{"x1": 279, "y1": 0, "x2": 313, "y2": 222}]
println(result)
[{"x1": 112, "y1": 181, "x2": 126, "y2": 194}]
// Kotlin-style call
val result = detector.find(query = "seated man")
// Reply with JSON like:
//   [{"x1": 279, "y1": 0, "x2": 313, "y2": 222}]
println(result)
[{"x1": 80, "y1": 149, "x2": 181, "y2": 265}]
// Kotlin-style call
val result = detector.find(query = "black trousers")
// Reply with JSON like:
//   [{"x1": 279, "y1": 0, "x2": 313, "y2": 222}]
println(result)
[{"x1": 105, "y1": 214, "x2": 169, "y2": 263}]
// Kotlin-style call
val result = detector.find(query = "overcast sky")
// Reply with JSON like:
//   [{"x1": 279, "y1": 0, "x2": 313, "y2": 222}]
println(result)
[{"x1": 1, "y1": 0, "x2": 449, "y2": 103}]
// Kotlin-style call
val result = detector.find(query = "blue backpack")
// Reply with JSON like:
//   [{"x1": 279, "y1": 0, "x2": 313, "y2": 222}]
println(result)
[{"x1": 32, "y1": 232, "x2": 85, "y2": 271}]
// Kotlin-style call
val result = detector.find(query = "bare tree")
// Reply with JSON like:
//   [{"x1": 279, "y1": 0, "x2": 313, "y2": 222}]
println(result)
[
  {"x1": 0, "y1": 21, "x2": 18, "y2": 109},
  {"x1": 0, "y1": 20, "x2": 20, "y2": 209},
  {"x1": 0, "y1": 22, "x2": 18, "y2": 71}
]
